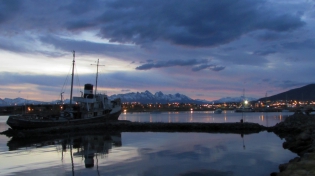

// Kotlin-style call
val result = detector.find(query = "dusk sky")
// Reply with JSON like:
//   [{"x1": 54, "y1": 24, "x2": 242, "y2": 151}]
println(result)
[{"x1": 0, "y1": 0, "x2": 315, "y2": 102}]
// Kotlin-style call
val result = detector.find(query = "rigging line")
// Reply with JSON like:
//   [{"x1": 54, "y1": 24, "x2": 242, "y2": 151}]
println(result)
[
  {"x1": 60, "y1": 65, "x2": 72, "y2": 93},
  {"x1": 74, "y1": 64, "x2": 81, "y2": 95},
  {"x1": 57, "y1": 65, "x2": 72, "y2": 102}
]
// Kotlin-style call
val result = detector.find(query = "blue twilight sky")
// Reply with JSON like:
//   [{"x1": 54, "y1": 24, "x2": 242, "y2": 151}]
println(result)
[{"x1": 0, "y1": 0, "x2": 315, "y2": 101}]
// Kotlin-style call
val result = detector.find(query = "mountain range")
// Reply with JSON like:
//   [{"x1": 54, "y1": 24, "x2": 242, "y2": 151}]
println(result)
[
  {"x1": 0, "y1": 90, "x2": 256, "y2": 106},
  {"x1": 258, "y1": 84, "x2": 315, "y2": 102},
  {"x1": 2, "y1": 84, "x2": 314, "y2": 106}
]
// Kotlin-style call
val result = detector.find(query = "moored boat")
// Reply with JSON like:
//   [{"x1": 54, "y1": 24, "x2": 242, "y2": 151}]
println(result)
[
  {"x1": 235, "y1": 107, "x2": 254, "y2": 112},
  {"x1": 6, "y1": 51, "x2": 121, "y2": 129},
  {"x1": 214, "y1": 108, "x2": 222, "y2": 114}
]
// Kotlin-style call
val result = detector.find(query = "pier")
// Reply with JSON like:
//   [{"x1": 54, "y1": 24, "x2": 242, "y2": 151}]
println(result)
[{"x1": 1, "y1": 121, "x2": 267, "y2": 138}]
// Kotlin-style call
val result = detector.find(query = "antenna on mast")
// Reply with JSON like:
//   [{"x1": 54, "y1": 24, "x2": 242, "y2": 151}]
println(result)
[{"x1": 91, "y1": 59, "x2": 105, "y2": 95}]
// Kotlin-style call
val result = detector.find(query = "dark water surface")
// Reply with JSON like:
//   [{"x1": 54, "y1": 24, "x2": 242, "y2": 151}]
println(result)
[
  {"x1": 120, "y1": 110, "x2": 293, "y2": 127},
  {"x1": 0, "y1": 112, "x2": 296, "y2": 176}
]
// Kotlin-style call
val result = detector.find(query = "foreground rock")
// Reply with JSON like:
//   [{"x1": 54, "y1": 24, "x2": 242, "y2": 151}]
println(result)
[
  {"x1": 1, "y1": 121, "x2": 266, "y2": 138},
  {"x1": 270, "y1": 113, "x2": 315, "y2": 176}
]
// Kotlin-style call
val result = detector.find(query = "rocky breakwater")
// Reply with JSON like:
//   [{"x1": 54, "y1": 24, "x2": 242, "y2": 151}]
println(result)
[
  {"x1": 0, "y1": 121, "x2": 267, "y2": 138},
  {"x1": 270, "y1": 113, "x2": 315, "y2": 176}
]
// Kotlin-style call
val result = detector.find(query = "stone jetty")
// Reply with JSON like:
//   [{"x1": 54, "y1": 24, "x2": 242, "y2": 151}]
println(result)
[{"x1": 1, "y1": 121, "x2": 266, "y2": 138}]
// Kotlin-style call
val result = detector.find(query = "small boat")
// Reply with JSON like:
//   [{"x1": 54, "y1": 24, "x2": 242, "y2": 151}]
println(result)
[
  {"x1": 235, "y1": 97, "x2": 254, "y2": 112},
  {"x1": 214, "y1": 108, "x2": 222, "y2": 114},
  {"x1": 7, "y1": 51, "x2": 122, "y2": 129},
  {"x1": 234, "y1": 107, "x2": 254, "y2": 112}
]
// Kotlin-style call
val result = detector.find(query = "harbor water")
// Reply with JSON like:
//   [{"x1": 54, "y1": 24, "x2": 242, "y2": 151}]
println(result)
[{"x1": 0, "y1": 111, "x2": 296, "y2": 176}]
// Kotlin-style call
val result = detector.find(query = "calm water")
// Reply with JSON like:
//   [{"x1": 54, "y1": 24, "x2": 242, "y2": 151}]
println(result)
[
  {"x1": 120, "y1": 110, "x2": 293, "y2": 127},
  {"x1": 0, "y1": 112, "x2": 296, "y2": 176}
]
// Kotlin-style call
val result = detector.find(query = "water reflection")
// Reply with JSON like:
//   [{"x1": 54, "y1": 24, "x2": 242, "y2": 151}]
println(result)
[
  {"x1": 7, "y1": 133, "x2": 121, "y2": 175},
  {"x1": 0, "y1": 130, "x2": 298, "y2": 176},
  {"x1": 120, "y1": 111, "x2": 293, "y2": 126}
]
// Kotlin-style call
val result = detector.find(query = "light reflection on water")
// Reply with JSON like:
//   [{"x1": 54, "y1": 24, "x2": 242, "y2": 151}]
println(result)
[
  {"x1": 119, "y1": 111, "x2": 293, "y2": 127},
  {"x1": 0, "y1": 114, "x2": 296, "y2": 176}
]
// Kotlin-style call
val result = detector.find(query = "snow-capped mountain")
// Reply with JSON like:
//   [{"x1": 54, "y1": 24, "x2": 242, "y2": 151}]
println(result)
[
  {"x1": 0, "y1": 92, "x2": 257, "y2": 106},
  {"x1": 109, "y1": 90, "x2": 196, "y2": 104},
  {"x1": 0, "y1": 98, "x2": 50, "y2": 106}
]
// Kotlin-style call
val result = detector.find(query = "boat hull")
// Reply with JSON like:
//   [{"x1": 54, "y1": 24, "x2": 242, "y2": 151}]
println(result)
[
  {"x1": 109, "y1": 109, "x2": 121, "y2": 120},
  {"x1": 7, "y1": 114, "x2": 111, "y2": 130},
  {"x1": 234, "y1": 108, "x2": 254, "y2": 112}
]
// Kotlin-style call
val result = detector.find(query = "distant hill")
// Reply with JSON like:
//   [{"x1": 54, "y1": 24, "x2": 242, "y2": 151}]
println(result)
[
  {"x1": 0, "y1": 98, "x2": 50, "y2": 106},
  {"x1": 258, "y1": 84, "x2": 315, "y2": 101}
]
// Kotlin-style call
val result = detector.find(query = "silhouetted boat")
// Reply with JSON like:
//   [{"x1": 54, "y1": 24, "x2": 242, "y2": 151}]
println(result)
[
  {"x1": 235, "y1": 107, "x2": 254, "y2": 112},
  {"x1": 214, "y1": 108, "x2": 222, "y2": 114},
  {"x1": 6, "y1": 51, "x2": 121, "y2": 129}
]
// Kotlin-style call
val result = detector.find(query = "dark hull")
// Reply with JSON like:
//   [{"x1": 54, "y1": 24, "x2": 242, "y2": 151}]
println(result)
[
  {"x1": 109, "y1": 109, "x2": 122, "y2": 120},
  {"x1": 7, "y1": 114, "x2": 110, "y2": 130}
]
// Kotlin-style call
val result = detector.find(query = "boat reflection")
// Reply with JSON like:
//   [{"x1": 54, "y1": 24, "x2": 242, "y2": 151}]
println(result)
[{"x1": 7, "y1": 132, "x2": 121, "y2": 171}]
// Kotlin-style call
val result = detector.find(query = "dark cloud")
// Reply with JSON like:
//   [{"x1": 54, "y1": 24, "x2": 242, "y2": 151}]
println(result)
[
  {"x1": 255, "y1": 31, "x2": 287, "y2": 41},
  {"x1": 0, "y1": 0, "x2": 21, "y2": 24},
  {"x1": 65, "y1": 20, "x2": 96, "y2": 31},
  {"x1": 121, "y1": 89, "x2": 131, "y2": 92},
  {"x1": 39, "y1": 35, "x2": 135, "y2": 56},
  {"x1": 191, "y1": 64, "x2": 225, "y2": 72},
  {"x1": 252, "y1": 49, "x2": 277, "y2": 56},
  {"x1": 210, "y1": 66, "x2": 225, "y2": 72},
  {"x1": 191, "y1": 64, "x2": 215, "y2": 72},
  {"x1": 0, "y1": 38, "x2": 30, "y2": 53},
  {"x1": 135, "y1": 59, "x2": 208, "y2": 70},
  {"x1": 282, "y1": 39, "x2": 315, "y2": 50},
  {"x1": 60, "y1": 0, "x2": 99, "y2": 15},
  {"x1": 0, "y1": 0, "x2": 306, "y2": 49},
  {"x1": 94, "y1": 0, "x2": 304, "y2": 47}
]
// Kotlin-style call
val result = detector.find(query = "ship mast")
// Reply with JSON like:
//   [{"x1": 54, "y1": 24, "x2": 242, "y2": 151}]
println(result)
[
  {"x1": 91, "y1": 59, "x2": 104, "y2": 95},
  {"x1": 70, "y1": 50, "x2": 75, "y2": 106}
]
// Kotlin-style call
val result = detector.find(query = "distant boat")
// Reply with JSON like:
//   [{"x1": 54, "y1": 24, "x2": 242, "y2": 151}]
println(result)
[
  {"x1": 214, "y1": 109, "x2": 222, "y2": 114},
  {"x1": 7, "y1": 51, "x2": 122, "y2": 130},
  {"x1": 235, "y1": 89, "x2": 254, "y2": 113},
  {"x1": 235, "y1": 107, "x2": 254, "y2": 112}
]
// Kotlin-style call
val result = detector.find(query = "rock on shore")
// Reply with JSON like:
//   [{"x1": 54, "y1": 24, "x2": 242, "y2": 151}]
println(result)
[{"x1": 271, "y1": 113, "x2": 315, "y2": 176}]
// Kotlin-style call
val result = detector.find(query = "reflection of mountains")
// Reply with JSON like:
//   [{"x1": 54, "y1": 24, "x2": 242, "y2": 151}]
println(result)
[{"x1": 7, "y1": 132, "x2": 122, "y2": 168}]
